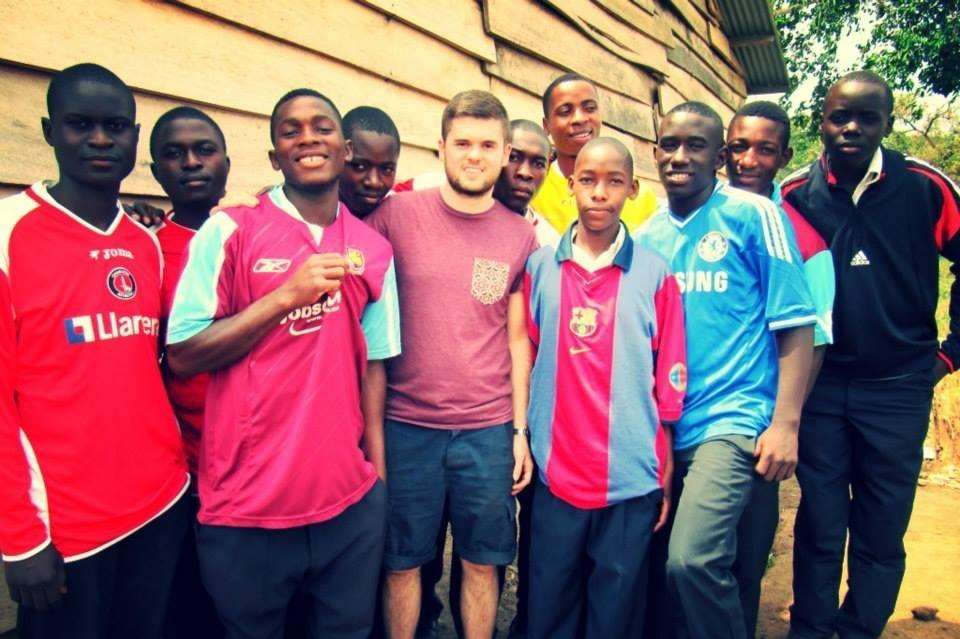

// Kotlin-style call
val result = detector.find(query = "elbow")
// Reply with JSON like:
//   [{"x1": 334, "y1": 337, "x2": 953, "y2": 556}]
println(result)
[{"x1": 166, "y1": 345, "x2": 198, "y2": 378}]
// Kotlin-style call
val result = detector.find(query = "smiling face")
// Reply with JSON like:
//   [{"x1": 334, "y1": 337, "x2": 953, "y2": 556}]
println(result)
[
  {"x1": 726, "y1": 115, "x2": 791, "y2": 196},
  {"x1": 340, "y1": 129, "x2": 398, "y2": 218},
  {"x1": 269, "y1": 95, "x2": 350, "y2": 190},
  {"x1": 151, "y1": 117, "x2": 229, "y2": 211},
  {"x1": 43, "y1": 79, "x2": 139, "y2": 190},
  {"x1": 439, "y1": 116, "x2": 509, "y2": 197},
  {"x1": 569, "y1": 142, "x2": 637, "y2": 235},
  {"x1": 543, "y1": 79, "x2": 602, "y2": 158},
  {"x1": 493, "y1": 127, "x2": 549, "y2": 213},
  {"x1": 654, "y1": 111, "x2": 725, "y2": 214},
  {"x1": 821, "y1": 80, "x2": 892, "y2": 175}
]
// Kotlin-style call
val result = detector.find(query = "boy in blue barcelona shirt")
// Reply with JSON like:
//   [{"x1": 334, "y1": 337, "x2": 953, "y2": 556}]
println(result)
[
  {"x1": 525, "y1": 137, "x2": 687, "y2": 639},
  {"x1": 638, "y1": 102, "x2": 815, "y2": 638}
]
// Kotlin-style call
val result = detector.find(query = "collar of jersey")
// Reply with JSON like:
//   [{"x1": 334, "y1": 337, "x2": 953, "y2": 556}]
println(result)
[
  {"x1": 556, "y1": 220, "x2": 633, "y2": 271},
  {"x1": 268, "y1": 184, "x2": 341, "y2": 228},
  {"x1": 32, "y1": 181, "x2": 125, "y2": 236},
  {"x1": 666, "y1": 179, "x2": 723, "y2": 229}
]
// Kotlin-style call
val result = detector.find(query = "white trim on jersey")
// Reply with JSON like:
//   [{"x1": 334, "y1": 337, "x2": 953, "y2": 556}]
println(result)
[
  {"x1": 0, "y1": 431, "x2": 52, "y2": 562},
  {"x1": 31, "y1": 182, "x2": 125, "y2": 237},
  {"x1": 64, "y1": 474, "x2": 189, "y2": 563},
  {"x1": 720, "y1": 183, "x2": 794, "y2": 263},
  {"x1": 769, "y1": 314, "x2": 818, "y2": 331},
  {"x1": 0, "y1": 190, "x2": 41, "y2": 279}
]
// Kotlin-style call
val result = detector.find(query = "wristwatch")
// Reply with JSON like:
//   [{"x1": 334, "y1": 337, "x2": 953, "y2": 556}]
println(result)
[{"x1": 513, "y1": 426, "x2": 530, "y2": 437}]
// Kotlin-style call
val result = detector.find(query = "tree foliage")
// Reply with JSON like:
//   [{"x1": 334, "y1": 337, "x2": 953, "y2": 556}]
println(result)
[{"x1": 774, "y1": 0, "x2": 960, "y2": 131}]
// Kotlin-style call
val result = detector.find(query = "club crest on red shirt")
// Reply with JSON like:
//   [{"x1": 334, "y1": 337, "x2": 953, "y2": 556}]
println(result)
[
  {"x1": 569, "y1": 306, "x2": 599, "y2": 338},
  {"x1": 106, "y1": 266, "x2": 137, "y2": 300}
]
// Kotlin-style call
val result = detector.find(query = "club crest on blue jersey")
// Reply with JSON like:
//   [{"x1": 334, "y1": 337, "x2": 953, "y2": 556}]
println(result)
[
  {"x1": 347, "y1": 247, "x2": 366, "y2": 275},
  {"x1": 669, "y1": 362, "x2": 687, "y2": 392},
  {"x1": 697, "y1": 231, "x2": 728, "y2": 263},
  {"x1": 569, "y1": 306, "x2": 599, "y2": 338},
  {"x1": 106, "y1": 267, "x2": 137, "y2": 300}
]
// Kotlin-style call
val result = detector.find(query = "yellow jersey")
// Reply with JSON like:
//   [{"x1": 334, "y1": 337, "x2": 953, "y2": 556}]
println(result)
[{"x1": 530, "y1": 161, "x2": 658, "y2": 234}]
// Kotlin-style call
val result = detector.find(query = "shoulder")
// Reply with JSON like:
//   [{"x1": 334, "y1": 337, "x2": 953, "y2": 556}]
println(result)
[
  {"x1": 780, "y1": 164, "x2": 813, "y2": 196},
  {"x1": 0, "y1": 187, "x2": 45, "y2": 272},
  {"x1": 715, "y1": 183, "x2": 779, "y2": 221},
  {"x1": 526, "y1": 243, "x2": 555, "y2": 270},
  {"x1": 344, "y1": 211, "x2": 393, "y2": 256},
  {"x1": 369, "y1": 188, "x2": 432, "y2": 226},
  {"x1": 905, "y1": 155, "x2": 960, "y2": 199}
]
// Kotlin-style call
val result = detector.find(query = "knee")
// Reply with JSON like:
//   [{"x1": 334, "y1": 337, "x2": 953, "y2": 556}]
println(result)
[
  {"x1": 460, "y1": 558, "x2": 496, "y2": 579},
  {"x1": 385, "y1": 567, "x2": 420, "y2": 587},
  {"x1": 666, "y1": 551, "x2": 708, "y2": 588}
]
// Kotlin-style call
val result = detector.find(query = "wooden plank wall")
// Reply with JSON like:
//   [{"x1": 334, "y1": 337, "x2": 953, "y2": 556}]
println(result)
[{"x1": 0, "y1": 0, "x2": 748, "y2": 200}]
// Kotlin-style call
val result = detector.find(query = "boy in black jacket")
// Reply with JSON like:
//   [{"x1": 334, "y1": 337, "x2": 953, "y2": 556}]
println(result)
[{"x1": 782, "y1": 70, "x2": 960, "y2": 639}]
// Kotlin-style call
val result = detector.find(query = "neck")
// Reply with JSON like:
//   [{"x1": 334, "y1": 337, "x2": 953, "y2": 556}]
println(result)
[
  {"x1": 575, "y1": 221, "x2": 619, "y2": 258},
  {"x1": 829, "y1": 154, "x2": 870, "y2": 192},
  {"x1": 47, "y1": 176, "x2": 120, "y2": 232},
  {"x1": 283, "y1": 182, "x2": 340, "y2": 226},
  {"x1": 669, "y1": 178, "x2": 716, "y2": 218},
  {"x1": 556, "y1": 152, "x2": 577, "y2": 178},
  {"x1": 440, "y1": 182, "x2": 494, "y2": 214},
  {"x1": 171, "y1": 201, "x2": 214, "y2": 231}
]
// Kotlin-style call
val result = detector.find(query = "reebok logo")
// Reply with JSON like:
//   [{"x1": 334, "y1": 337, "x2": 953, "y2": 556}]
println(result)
[
  {"x1": 253, "y1": 258, "x2": 291, "y2": 273},
  {"x1": 850, "y1": 250, "x2": 871, "y2": 266}
]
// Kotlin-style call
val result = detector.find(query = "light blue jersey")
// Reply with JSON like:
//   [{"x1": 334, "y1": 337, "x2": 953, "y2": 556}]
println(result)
[{"x1": 636, "y1": 181, "x2": 816, "y2": 450}]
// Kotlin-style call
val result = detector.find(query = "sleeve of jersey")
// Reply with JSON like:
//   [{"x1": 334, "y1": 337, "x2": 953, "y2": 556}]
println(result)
[
  {"x1": 361, "y1": 258, "x2": 401, "y2": 360},
  {"x1": 0, "y1": 271, "x2": 51, "y2": 560},
  {"x1": 752, "y1": 202, "x2": 817, "y2": 331},
  {"x1": 802, "y1": 250, "x2": 835, "y2": 346},
  {"x1": 166, "y1": 212, "x2": 238, "y2": 345},
  {"x1": 522, "y1": 268, "x2": 540, "y2": 348},
  {"x1": 652, "y1": 273, "x2": 686, "y2": 424},
  {"x1": 926, "y1": 169, "x2": 960, "y2": 372}
]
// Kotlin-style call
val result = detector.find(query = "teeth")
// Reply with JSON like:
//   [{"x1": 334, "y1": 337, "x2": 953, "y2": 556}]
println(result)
[{"x1": 298, "y1": 156, "x2": 326, "y2": 167}]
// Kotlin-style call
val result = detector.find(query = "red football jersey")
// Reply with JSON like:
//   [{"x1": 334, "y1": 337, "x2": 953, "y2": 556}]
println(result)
[
  {"x1": 0, "y1": 183, "x2": 188, "y2": 562},
  {"x1": 156, "y1": 214, "x2": 207, "y2": 475}
]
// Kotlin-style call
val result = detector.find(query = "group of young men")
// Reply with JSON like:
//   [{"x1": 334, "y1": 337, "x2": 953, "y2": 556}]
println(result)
[{"x1": 1, "y1": 60, "x2": 958, "y2": 639}]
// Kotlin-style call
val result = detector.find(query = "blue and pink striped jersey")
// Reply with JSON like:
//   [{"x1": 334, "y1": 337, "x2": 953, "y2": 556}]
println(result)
[
  {"x1": 637, "y1": 182, "x2": 816, "y2": 451},
  {"x1": 524, "y1": 225, "x2": 686, "y2": 509},
  {"x1": 167, "y1": 186, "x2": 400, "y2": 528}
]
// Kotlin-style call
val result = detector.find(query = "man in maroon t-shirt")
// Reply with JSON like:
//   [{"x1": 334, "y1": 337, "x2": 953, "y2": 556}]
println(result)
[{"x1": 369, "y1": 90, "x2": 536, "y2": 639}]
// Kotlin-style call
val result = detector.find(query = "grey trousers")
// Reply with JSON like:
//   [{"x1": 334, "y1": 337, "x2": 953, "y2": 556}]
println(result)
[{"x1": 666, "y1": 435, "x2": 757, "y2": 639}]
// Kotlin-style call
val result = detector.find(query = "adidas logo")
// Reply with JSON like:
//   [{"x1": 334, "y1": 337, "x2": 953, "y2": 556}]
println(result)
[{"x1": 850, "y1": 250, "x2": 871, "y2": 266}]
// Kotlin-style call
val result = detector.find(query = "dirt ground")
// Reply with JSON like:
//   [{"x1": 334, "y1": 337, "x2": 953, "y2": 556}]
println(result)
[{"x1": 1, "y1": 481, "x2": 957, "y2": 638}]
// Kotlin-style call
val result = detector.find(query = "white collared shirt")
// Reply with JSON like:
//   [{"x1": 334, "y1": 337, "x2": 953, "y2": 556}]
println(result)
[
  {"x1": 851, "y1": 147, "x2": 884, "y2": 205},
  {"x1": 571, "y1": 223, "x2": 625, "y2": 272}
]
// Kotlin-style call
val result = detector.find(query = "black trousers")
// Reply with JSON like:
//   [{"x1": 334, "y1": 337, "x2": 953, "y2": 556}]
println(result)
[
  {"x1": 164, "y1": 493, "x2": 224, "y2": 639},
  {"x1": 790, "y1": 369, "x2": 933, "y2": 639},
  {"x1": 199, "y1": 481, "x2": 386, "y2": 639},
  {"x1": 18, "y1": 494, "x2": 189, "y2": 639}
]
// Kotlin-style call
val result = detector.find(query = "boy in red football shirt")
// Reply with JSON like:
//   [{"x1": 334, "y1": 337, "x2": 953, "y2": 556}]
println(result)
[{"x1": 0, "y1": 63, "x2": 189, "y2": 639}]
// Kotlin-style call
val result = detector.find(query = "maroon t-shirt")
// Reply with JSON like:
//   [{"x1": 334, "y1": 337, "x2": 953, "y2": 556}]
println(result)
[{"x1": 369, "y1": 188, "x2": 537, "y2": 429}]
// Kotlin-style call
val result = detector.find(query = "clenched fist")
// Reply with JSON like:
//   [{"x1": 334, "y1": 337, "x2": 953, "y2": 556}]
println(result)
[{"x1": 277, "y1": 253, "x2": 349, "y2": 310}]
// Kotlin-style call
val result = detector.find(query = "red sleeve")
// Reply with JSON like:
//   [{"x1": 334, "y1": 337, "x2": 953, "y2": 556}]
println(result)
[
  {"x1": 522, "y1": 272, "x2": 540, "y2": 352},
  {"x1": 652, "y1": 273, "x2": 686, "y2": 424},
  {"x1": 391, "y1": 179, "x2": 414, "y2": 193},
  {"x1": 0, "y1": 269, "x2": 50, "y2": 560}
]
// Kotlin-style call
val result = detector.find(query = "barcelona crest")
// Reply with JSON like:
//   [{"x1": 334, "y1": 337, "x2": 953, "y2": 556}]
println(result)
[
  {"x1": 569, "y1": 306, "x2": 599, "y2": 338},
  {"x1": 346, "y1": 247, "x2": 365, "y2": 275}
]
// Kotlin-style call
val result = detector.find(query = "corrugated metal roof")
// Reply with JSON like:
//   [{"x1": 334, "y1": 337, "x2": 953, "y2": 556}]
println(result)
[{"x1": 715, "y1": 0, "x2": 789, "y2": 94}]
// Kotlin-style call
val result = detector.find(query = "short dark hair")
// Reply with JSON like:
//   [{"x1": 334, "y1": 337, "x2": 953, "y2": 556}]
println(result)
[
  {"x1": 542, "y1": 72, "x2": 596, "y2": 117},
  {"x1": 664, "y1": 101, "x2": 724, "y2": 146},
  {"x1": 342, "y1": 106, "x2": 400, "y2": 146},
  {"x1": 731, "y1": 100, "x2": 791, "y2": 148},
  {"x1": 149, "y1": 106, "x2": 226, "y2": 161},
  {"x1": 578, "y1": 136, "x2": 633, "y2": 175},
  {"x1": 509, "y1": 119, "x2": 550, "y2": 151},
  {"x1": 47, "y1": 63, "x2": 134, "y2": 119},
  {"x1": 441, "y1": 90, "x2": 509, "y2": 141},
  {"x1": 269, "y1": 88, "x2": 341, "y2": 143},
  {"x1": 834, "y1": 70, "x2": 895, "y2": 114}
]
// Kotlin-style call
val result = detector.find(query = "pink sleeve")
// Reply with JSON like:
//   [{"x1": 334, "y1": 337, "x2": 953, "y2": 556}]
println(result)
[
  {"x1": 0, "y1": 270, "x2": 50, "y2": 560},
  {"x1": 652, "y1": 273, "x2": 686, "y2": 424}
]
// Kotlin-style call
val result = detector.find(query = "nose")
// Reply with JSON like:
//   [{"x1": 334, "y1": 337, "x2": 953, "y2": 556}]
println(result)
[
  {"x1": 467, "y1": 144, "x2": 483, "y2": 161},
  {"x1": 842, "y1": 118, "x2": 862, "y2": 137},
  {"x1": 88, "y1": 124, "x2": 113, "y2": 148},
  {"x1": 571, "y1": 107, "x2": 587, "y2": 124},
  {"x1": 671, "y1": 144, "x2": 690, "y2": 166},
  {"x1": 363, "y1": 168, "x2": 383, "y2": 190},
  {"x1": 591, "y1": 181, "x2": 608, "y2": 201},
  {"x1": 738, "y1": 148, "x2": 758, "y2": 169},
  {"x1": 183, "y1": 149, "x2": 202, "y2": 169},
  {"x1": 515, "y1": 160, "x2": 533, "y2": 180}
]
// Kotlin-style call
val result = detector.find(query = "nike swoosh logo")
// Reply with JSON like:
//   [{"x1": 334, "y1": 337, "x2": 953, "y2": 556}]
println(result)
[{"x1": 569, "y1": 346, "x2": 591, "y2": 355}]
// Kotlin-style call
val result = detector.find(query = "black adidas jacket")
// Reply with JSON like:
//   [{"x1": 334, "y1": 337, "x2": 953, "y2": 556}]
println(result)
[{"x1": 782, "y1": 148, "x2": 960, "y2": 379}]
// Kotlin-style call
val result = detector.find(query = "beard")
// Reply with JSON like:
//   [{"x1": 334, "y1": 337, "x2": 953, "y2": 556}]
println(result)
[{"x1": 444, "y1": 163, "x2": 498, "y2": 197}]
